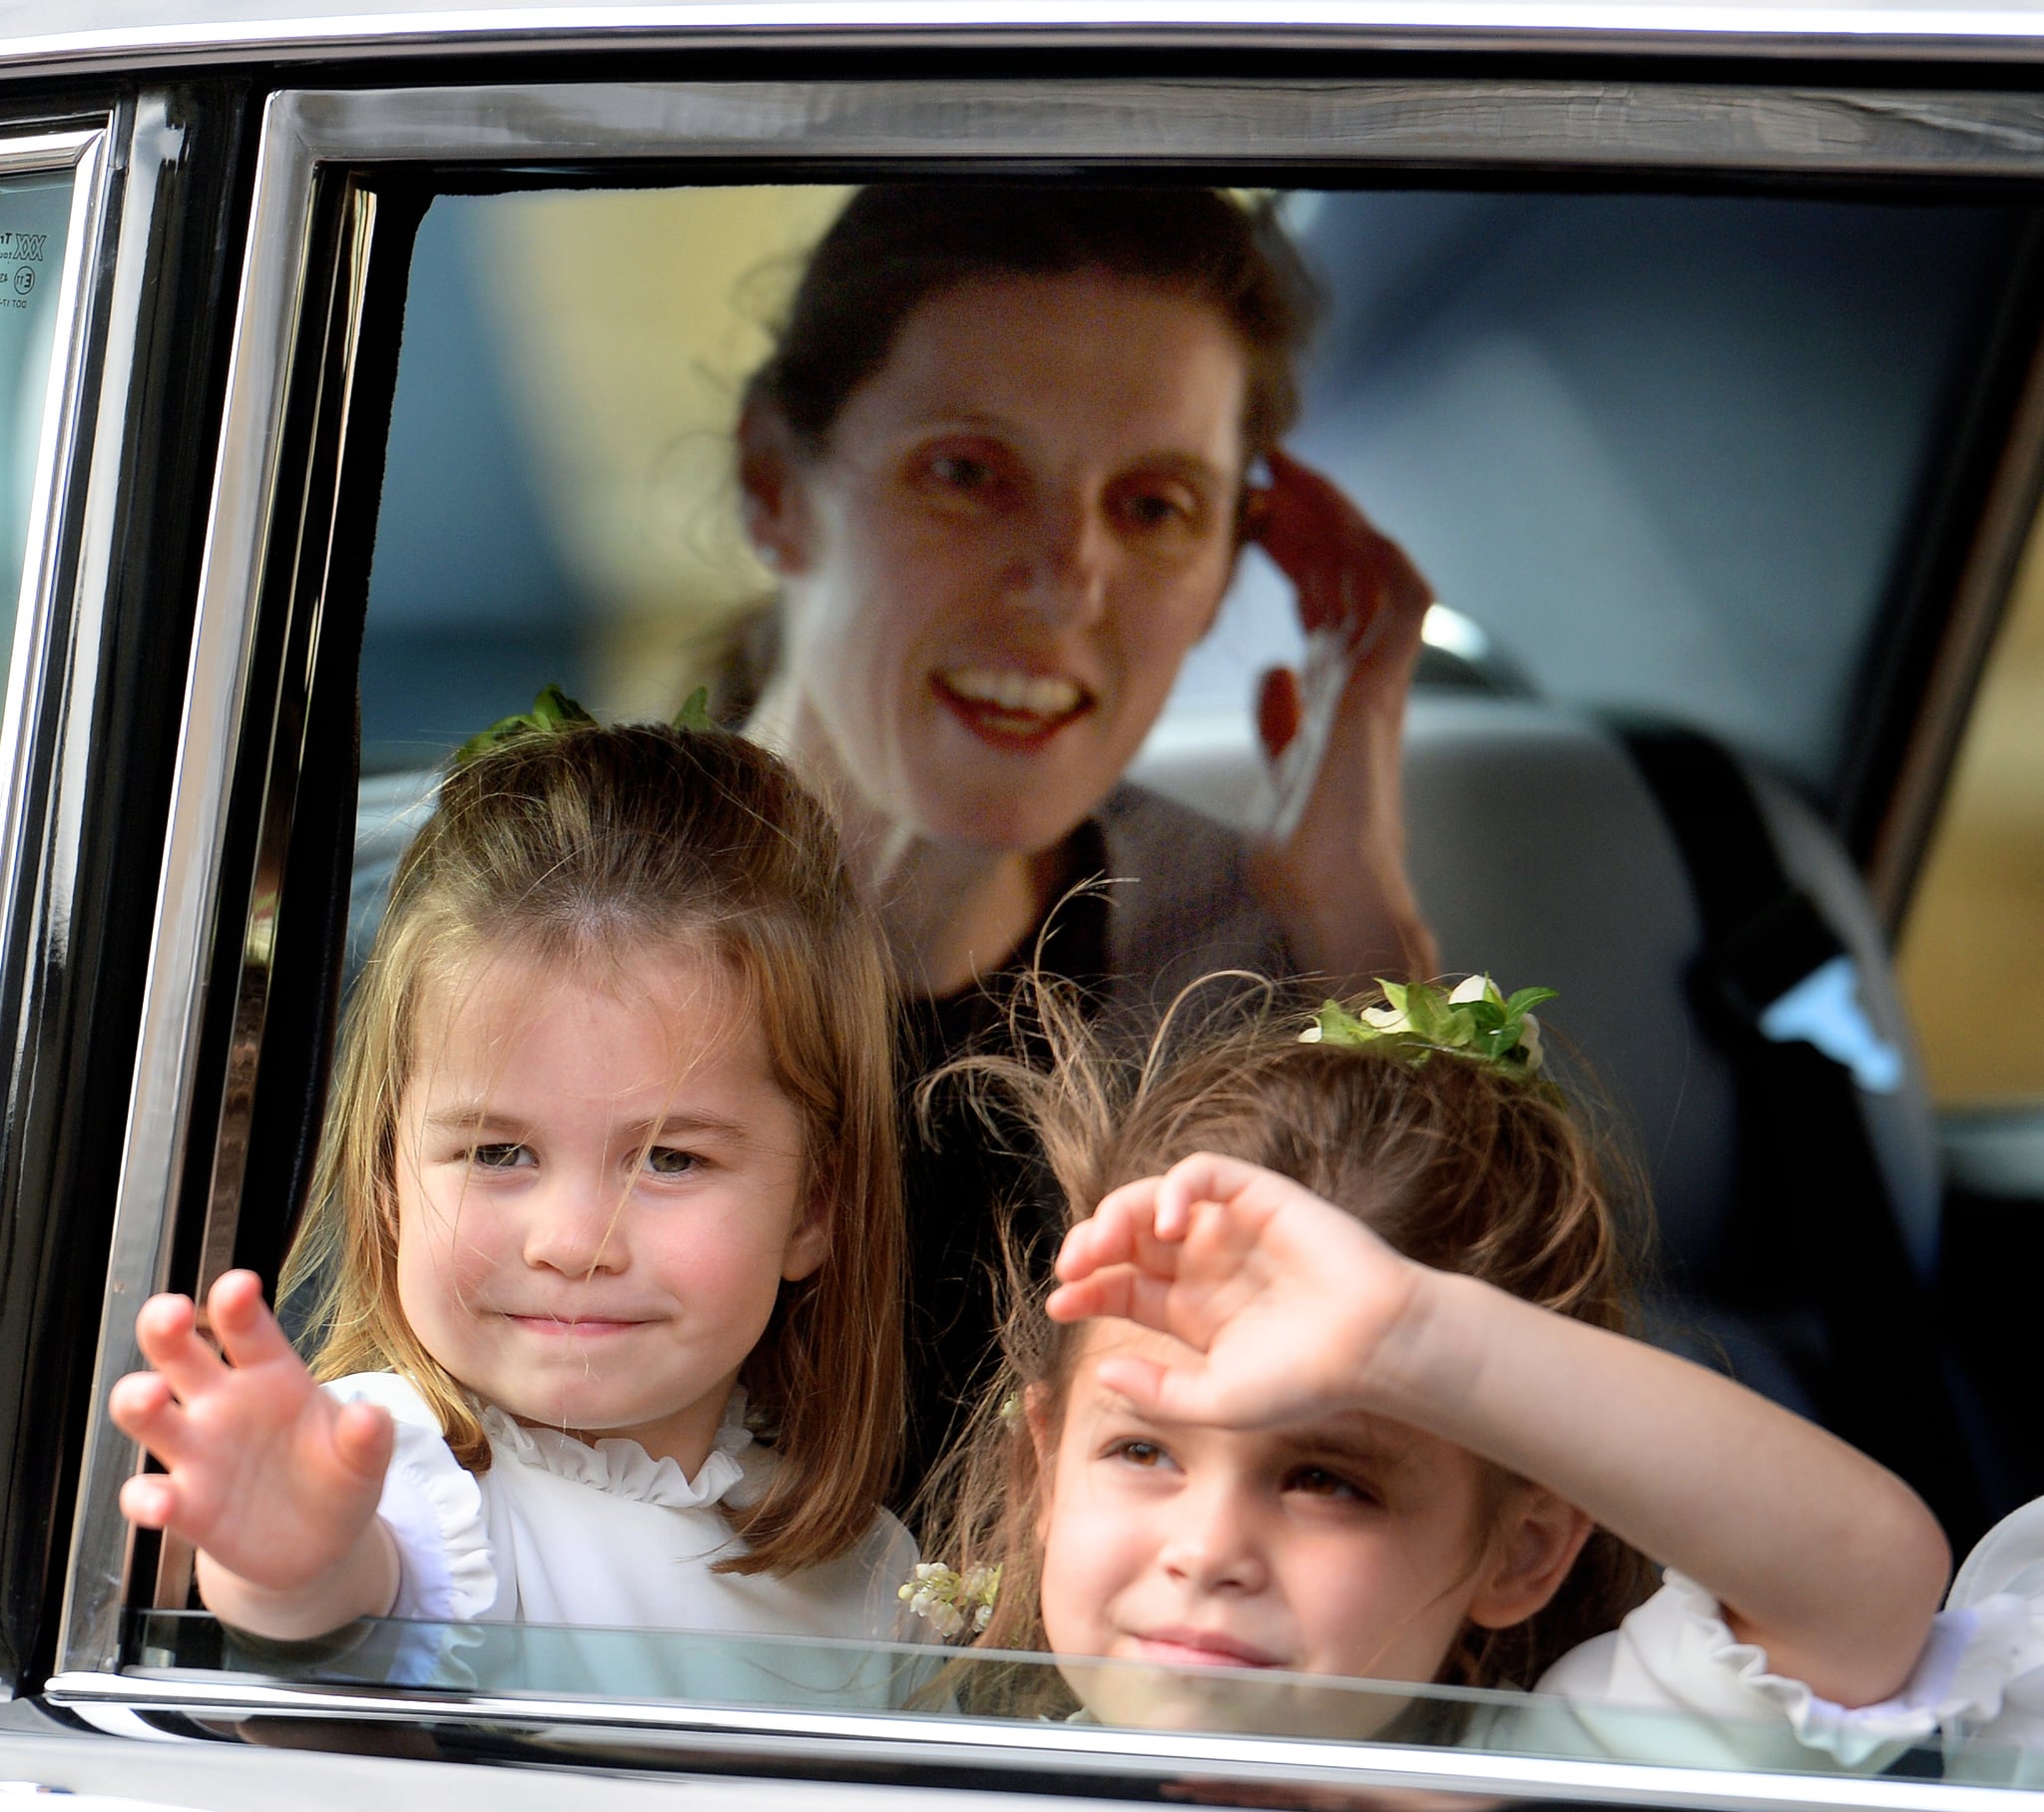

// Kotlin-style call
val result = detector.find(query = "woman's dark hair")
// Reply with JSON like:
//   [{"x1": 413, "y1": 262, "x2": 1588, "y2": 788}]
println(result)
[{"x1": 745, "y1": 185, "x2": 1323, "y2": 466}]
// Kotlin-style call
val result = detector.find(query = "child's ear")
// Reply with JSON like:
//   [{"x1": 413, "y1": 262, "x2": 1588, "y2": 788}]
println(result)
[
  {"x1": 778, "y1": 1184, "x2": 832, "y2": 1283},
  {"x1": 737, "y1": 399, "x2": 815, "y2": 577},
  {"x1": 1466, "y1": 1486, "x2": 1595, "y2": 1631}
]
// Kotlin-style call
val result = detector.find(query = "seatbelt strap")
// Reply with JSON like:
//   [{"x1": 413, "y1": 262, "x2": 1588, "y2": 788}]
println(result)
[{"x1": 1615, "y1": 722, "x2": 1982, "y2": 1532}]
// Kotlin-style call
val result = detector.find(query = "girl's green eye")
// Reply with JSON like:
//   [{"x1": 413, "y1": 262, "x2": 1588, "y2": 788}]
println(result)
[{"x1": 643, "y1": 1146, "x2": 698, "y2": 1176}]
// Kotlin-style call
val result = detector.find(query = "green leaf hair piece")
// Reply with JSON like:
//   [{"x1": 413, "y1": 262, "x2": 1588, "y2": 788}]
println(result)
[
  {"x1": 671, "y1": 685, "x2": 715, "y2": 733},
  {"x1": 1300, "y1": 975, "x2": 1555, "y2": 1083},
  {"x1": 452, "y1": 682, "x2": 598, "y2": 767}
]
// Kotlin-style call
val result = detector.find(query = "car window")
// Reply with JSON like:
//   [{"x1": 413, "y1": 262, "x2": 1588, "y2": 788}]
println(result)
[
  {"x1": 0, "y1": 164, "x2": 79, "y2": 651},
  {"x1": 342, "y1": 177, "x2": 2019, "y2": 1775},
  {"x1": 60, "y1": 77, "x2": 2044, "y2": 1806}
]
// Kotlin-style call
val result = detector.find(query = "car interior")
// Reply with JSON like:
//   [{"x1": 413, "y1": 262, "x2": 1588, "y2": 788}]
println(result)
[
  {"x1": 341, "y1": 181, "x2": 2033, "y2": 1555},
  {"x1": 33, "y1": 77, "x2": 2044, "y2": 1793}
]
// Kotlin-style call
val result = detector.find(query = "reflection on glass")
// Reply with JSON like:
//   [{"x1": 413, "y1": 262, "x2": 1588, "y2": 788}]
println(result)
[
  {"x1": 131, "y1": 1609, "x2": 1999, "y2": 1783},
  {"x1": 0, "y1": 165, "x2": 75, "y2": 657}
]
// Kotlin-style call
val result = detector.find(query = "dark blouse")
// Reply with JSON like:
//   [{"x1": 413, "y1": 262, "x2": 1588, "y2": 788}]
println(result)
[
  {"x1": 885, "y1": 788, "x2": 1294, "y2": 1514},
  {"x1": 893, "y1": 827, "x2": 1111, "y2": 1509}
]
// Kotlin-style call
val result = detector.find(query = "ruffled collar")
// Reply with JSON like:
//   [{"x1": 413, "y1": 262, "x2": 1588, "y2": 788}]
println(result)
[{"x1": 481, "y1": 1388, "x2": 757, "y2": 1511}]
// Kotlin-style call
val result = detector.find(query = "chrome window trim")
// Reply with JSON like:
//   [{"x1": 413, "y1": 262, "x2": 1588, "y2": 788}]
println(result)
[
  {"x1": 0, "y1": 126, "x2": 114, "y2": 1012},
  {"x1": 145, "y1": 79, "x2": 2044, "y2": 181},
  {"x1": 59, "y1": 88, "x2": 328, "y2": 1678},
  {"x1": 42, "y1": 1670, "x2": 2043, "y2": 1812}
]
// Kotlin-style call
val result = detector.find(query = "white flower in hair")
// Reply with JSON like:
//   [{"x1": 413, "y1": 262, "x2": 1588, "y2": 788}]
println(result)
[
  {"x1": 899, "y1": 1561, "x2": 1001, "y2": 1640},
  {"x1": 1299, "y1": 976, "x2": 1556, "y2": 1081}
]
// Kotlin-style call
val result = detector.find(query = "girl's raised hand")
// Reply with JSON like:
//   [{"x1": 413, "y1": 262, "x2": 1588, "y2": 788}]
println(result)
[
  {"x1": 1045, "y1": 1151, "x2": 1425, "y2": 1431},
  {"x1": 109, "y1": 1269, "x2": 397, "y2": 1631}
]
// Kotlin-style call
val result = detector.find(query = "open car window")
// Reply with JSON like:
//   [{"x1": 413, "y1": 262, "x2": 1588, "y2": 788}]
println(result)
[{"x1": 48, "y1": 76, "x2": 2044, "y2": 1808}]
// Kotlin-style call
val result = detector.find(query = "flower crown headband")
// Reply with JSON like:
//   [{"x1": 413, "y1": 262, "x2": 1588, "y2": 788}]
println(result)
[
  {"x1": 1300, "y1": 974, "x2": 1556, "y2": 1082},
  {"x1": 452, "y1": 681, "x2": 715, "y2": 767}
]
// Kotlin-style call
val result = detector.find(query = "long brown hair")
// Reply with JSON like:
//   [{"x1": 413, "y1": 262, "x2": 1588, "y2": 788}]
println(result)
[
  {"x1": 929, "y1": 980, "x2": 1655, "y2": 1693},
  {"x1": 282, "y1": 722, "x2": 902, "y2": 1577}
]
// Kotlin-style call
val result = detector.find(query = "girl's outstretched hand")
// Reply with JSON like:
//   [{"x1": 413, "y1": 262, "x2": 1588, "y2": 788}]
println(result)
[
  {"x1": 109, "y1": 1269, "x2": 397, "y2": 1632},
  {"x1": 1245, "y1": 450, "x2": 1436, "y2": 986},
  {"x1": 1045, "y1": 1151, "x2": 1425, "y2": 1430}
]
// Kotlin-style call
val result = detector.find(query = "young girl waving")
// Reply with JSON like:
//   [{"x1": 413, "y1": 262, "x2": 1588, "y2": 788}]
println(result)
[
  {"x1": 927, "y1": 982, "x2": 1965, "y2": 1766},
  {"x1": 111, "y1": 715, "x2": 913, "y2": 1676}
]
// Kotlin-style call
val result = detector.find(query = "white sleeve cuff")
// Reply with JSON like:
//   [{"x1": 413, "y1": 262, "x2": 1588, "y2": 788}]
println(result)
[{"x1": 322, "y1": 1372, "x2": 495, "y2": 1623}]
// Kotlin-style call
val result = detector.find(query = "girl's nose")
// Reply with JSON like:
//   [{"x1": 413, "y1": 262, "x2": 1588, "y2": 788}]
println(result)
[
  {"x1": 1157, "y1": 1477, "x2": 1270, "y2": 1595},
  {"x1": 521, "y1": 1177, "x2": 629, "y2": 1276}
]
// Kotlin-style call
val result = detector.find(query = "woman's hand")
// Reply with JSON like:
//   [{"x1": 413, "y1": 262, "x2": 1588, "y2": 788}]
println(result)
[
  {"x1": 110, "y1": 1269, "x2": 398, "y2": 1637},
  {"x1": 1045, "y1": 1151, "x2": 1428, "y2": 1430},
  {"x1": 1245, "y1": 450, "x2": 1437, "y2": 985}
]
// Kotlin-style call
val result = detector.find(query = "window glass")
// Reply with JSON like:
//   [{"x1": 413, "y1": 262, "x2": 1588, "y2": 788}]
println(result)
[
  {"x1": 366, "y1": 186, "x2": 2019, "y2": 799},
  {"x1": 306, "y1": 176, "x2": 2035, "y2": 1786},
  {"x1": 133, "y1": 1610, "x2": 1993, "y2": 1784},
  {"x1": 0, "y1": 165, "x2": 78, "y2": 667}
]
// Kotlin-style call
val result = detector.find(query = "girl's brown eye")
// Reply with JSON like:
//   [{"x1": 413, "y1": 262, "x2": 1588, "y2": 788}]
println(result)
[
  {"x1": 1285, "y1": 1466, "x2": 1368, "y2": 1503},
  {"x1": 1121, "y1": 489, "x2": 1193, "y2": 528},
  {"x1": 1107, "y1": 1438, "x2": 1172, "y2": 1470},
  {"x1": 470, "y1": 1143, "x2": 532, "y2": 1170}
]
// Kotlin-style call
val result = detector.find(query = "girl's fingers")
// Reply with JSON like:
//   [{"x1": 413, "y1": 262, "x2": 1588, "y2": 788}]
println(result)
[
  {"x1": 1056, "y1": 1182, "x2": 1169, "y2": 1281},
  {"x1": 107, "y1": 1371, "x2": 194, "y2": 1461},
  {"x1": 1090, "y1": 1352, "x2": 1178, "y2": 1418},
  {"x1": 1046, "y1": 1265, "x2": 1178, "y2": 1334},
  {"x1": 1156, "y1": 1151, "x2": 1267, "y2": 1223},
  {"x1": 131, "y1": 1293, "x2": 229, "y2": 1402},
  {"x1": 329, "y1": 1400, "x2": 394, "y2": 1485},
  {"x1": 119, "y1": 1472, "x2": 178, "y2": 1532},
  {"x1": 208, "y1": 1269, "x2": 296, "y2": 1372}
]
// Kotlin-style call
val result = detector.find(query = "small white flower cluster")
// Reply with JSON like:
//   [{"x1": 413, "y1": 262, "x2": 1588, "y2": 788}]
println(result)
[
  {"x1": 1299, "y1": 974, "x2": 1548, "y2": 1076},
  {"x1": 899, "y1": 1561, "x2": 1000, "y2": 1638}
]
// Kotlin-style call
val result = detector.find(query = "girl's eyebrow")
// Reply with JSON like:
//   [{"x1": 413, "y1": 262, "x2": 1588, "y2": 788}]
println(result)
[
  {"x1": 1289, "y1": 1423, "x2": 1414, "y2": 1476},
  {"x1": 419, "y1": 1107, "x2": 753, "y2": 1140},
  {"x1": 645, "y1": 1111, "x2": 752, "y2": 1142},
  {"x1": 422, "y1": 1107, "x2": 524, "y2": 1132}
]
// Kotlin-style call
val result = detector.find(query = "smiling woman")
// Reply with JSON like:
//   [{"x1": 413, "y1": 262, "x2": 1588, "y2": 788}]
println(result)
[
  {"x1": 730, "y1": 187, "x2": 1437, "y2": 1491},
  {"x1": 739, "y1": 185, "x2": 1430, "y2": 1007}
]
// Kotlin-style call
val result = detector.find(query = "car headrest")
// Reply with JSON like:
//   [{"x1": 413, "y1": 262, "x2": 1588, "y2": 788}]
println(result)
[
  {"x1": 1132, "y1": 691, "x2": 1938, "y2": 1287},
  {"x1": 1402, "y1": 693, "x2": 1939, "y2": 1281}
]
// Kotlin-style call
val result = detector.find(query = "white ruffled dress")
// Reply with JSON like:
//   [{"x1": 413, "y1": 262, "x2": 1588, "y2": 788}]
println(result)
[
  {"x1": 327, "y1": 1372, "x2": 927, "y2": 1705},
  {"x1": 1918, "y1": 1498, "x2": 2044, "y2": 1783},
  {"x1": 1479, "y1": 1530, "x2": 2044, "y2": 1777},
  {"x1": 1476, "y1": 1570, "x2": 1967, "y2": 1772}
]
